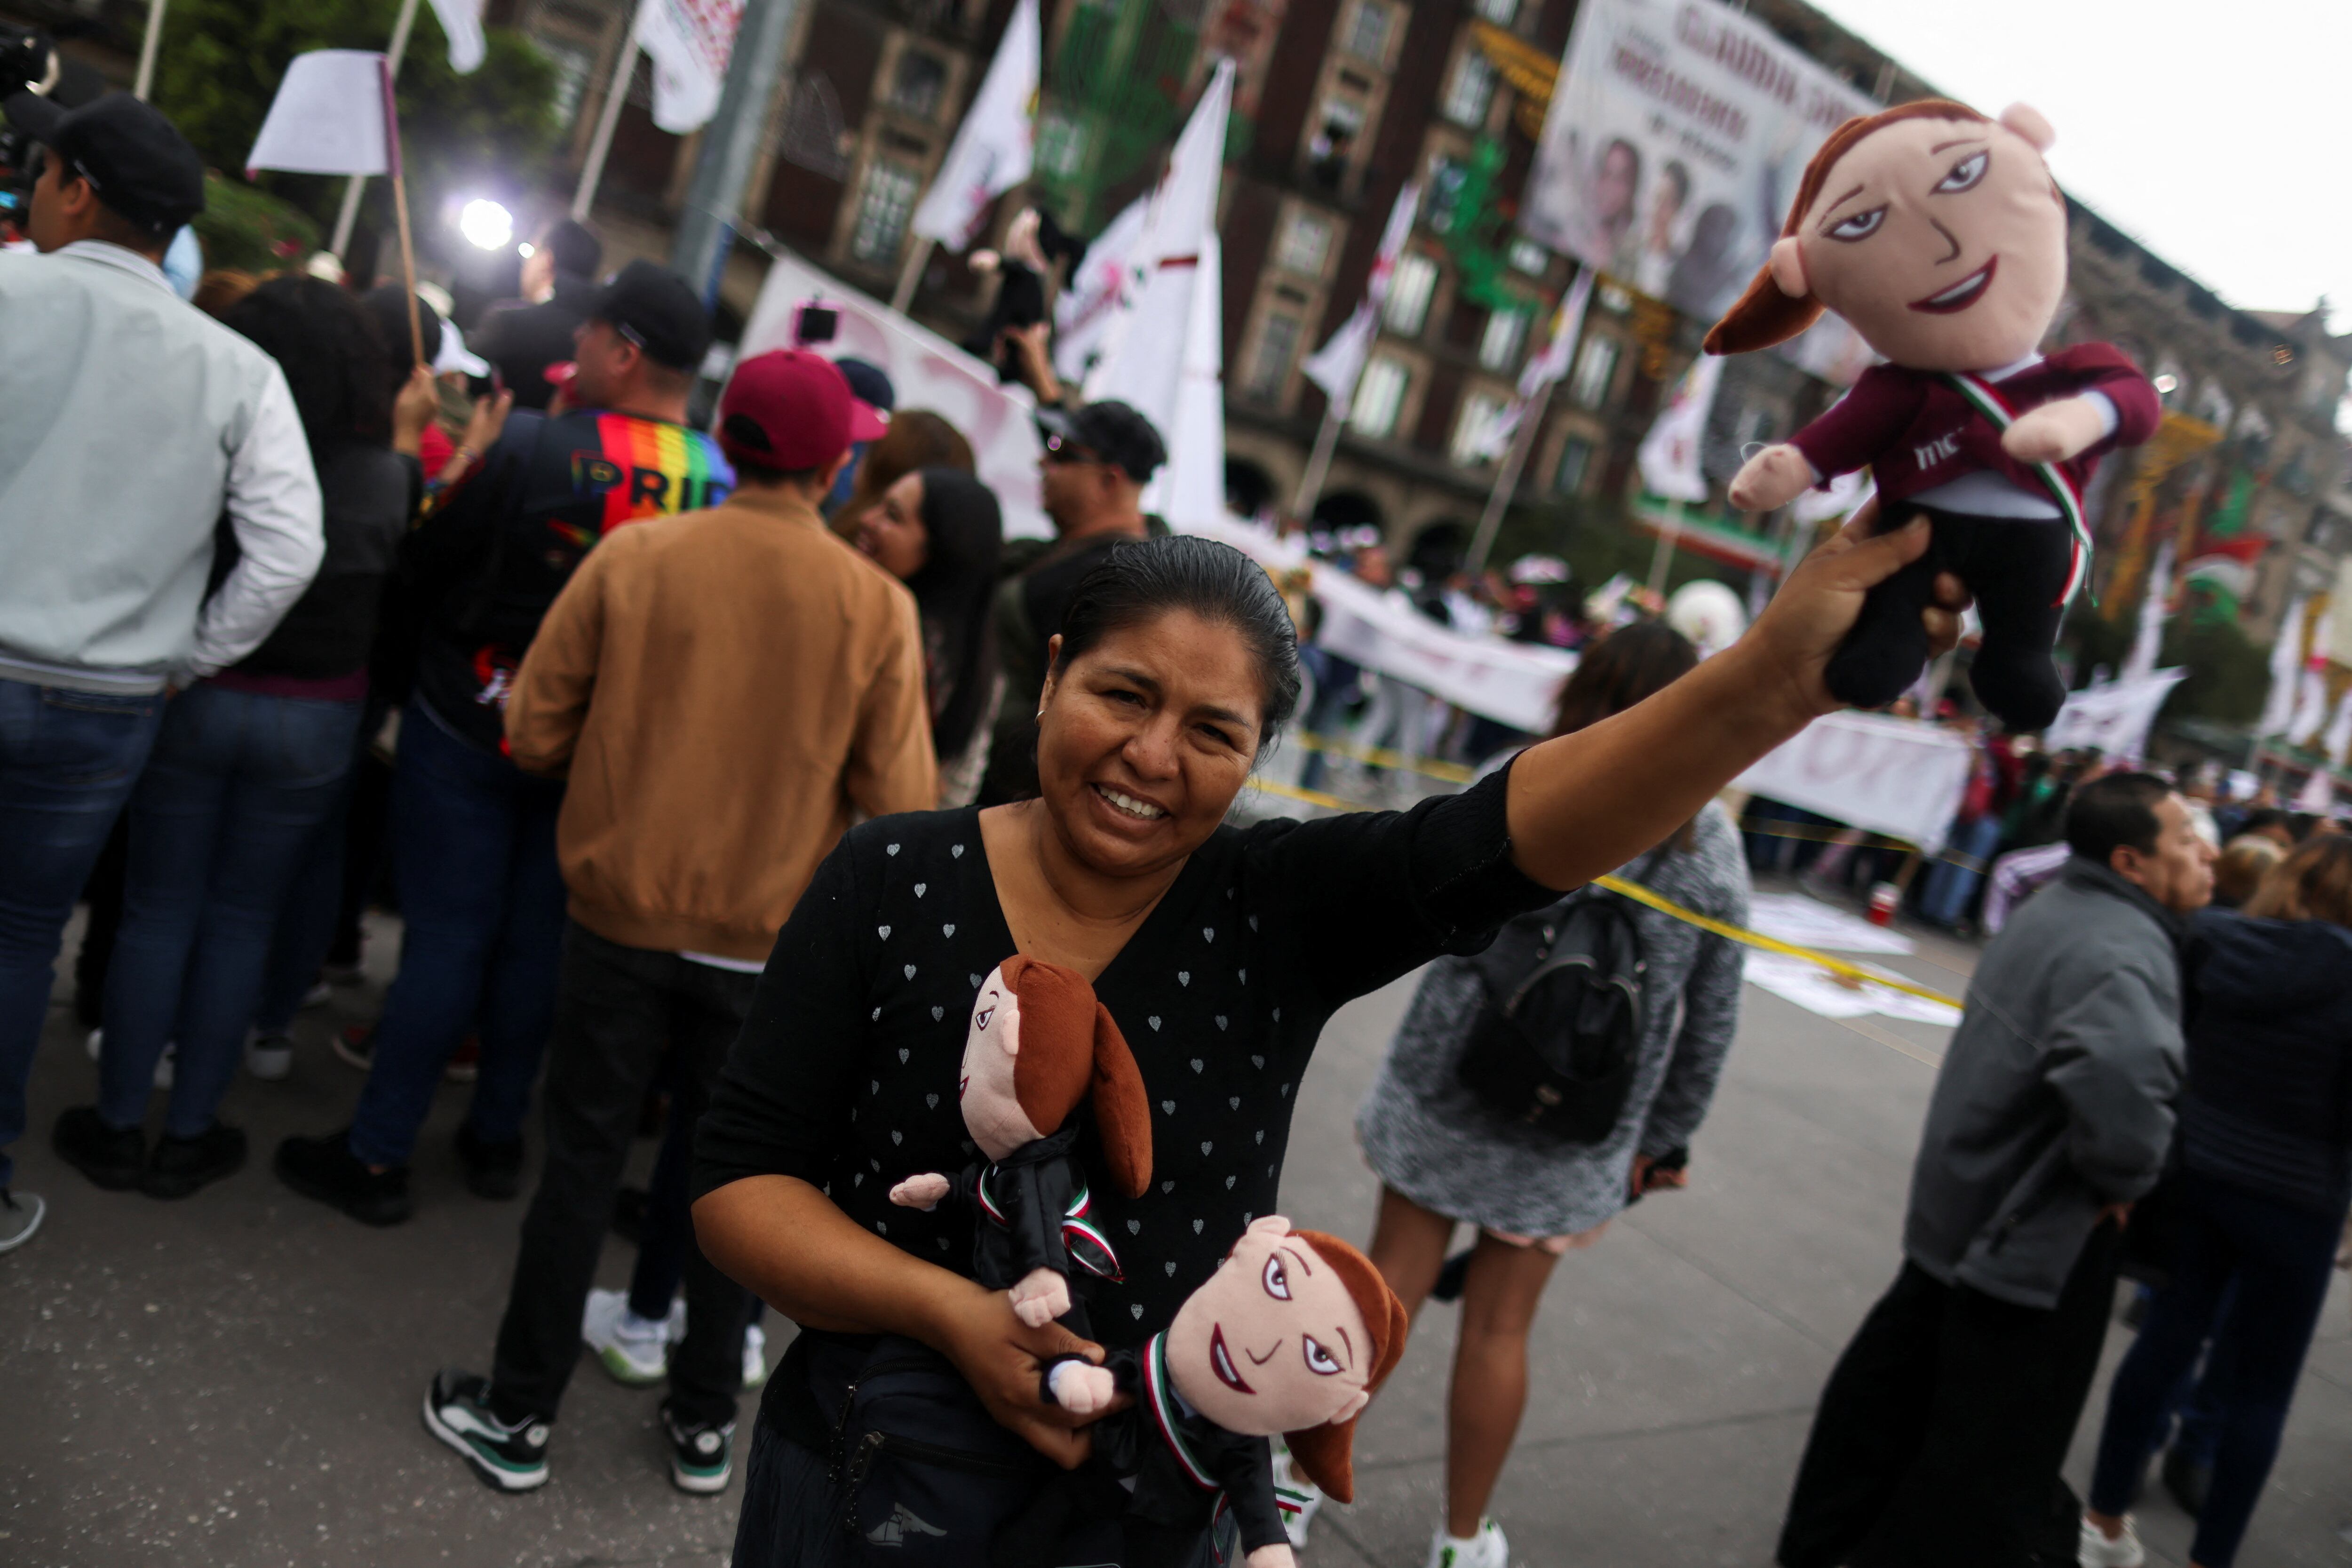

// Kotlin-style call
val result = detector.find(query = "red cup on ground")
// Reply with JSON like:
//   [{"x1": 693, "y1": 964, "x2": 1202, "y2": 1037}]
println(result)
[{"x1": 1867, "y1": 882, "x2": 1900, "y2": 927}]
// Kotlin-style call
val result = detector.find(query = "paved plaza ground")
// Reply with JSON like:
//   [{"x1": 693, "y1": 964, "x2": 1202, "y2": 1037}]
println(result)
[{"x1": 4, "y1": 892, "x2": 2348, "y2": 1567}]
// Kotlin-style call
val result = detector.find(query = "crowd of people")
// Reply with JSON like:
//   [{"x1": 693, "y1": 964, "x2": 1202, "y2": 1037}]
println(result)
[{"x1": 2, "y1": 86, "x2": 2348, "y2": 1568}]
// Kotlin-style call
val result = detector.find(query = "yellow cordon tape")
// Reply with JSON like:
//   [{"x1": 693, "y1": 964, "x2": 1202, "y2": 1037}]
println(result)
[{"x1": 1245, "y1": 775, "x2": 1968, "y2": 1013}]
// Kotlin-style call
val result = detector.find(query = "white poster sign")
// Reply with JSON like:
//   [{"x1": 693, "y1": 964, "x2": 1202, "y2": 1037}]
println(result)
[{"x1": 1735, "y1": 711, "x2": 1974, "y2": 853}]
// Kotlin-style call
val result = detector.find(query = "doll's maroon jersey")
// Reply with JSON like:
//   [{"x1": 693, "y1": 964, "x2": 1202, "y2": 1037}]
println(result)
[{"x1": 1789, "y1": 343, "x2": 2160, "y2": 510}]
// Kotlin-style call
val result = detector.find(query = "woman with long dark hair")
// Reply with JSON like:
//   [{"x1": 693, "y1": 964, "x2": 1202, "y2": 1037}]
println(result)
[
  {"x1": 2080, "y1": 836, "x2": 2352, "y2": 1568},
  {"x1": 52, "y1": 277, "x2": 435, "y2": 1199},
  {"x1": 1346, "y1": 622, "x2": 1751, "y2": 1568},
  {"x1": 855, "y1": 466, "x2": 1004, "y2": 806}
]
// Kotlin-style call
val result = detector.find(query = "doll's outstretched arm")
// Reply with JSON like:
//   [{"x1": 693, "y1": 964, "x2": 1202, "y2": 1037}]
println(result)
[
  {"x1": 2001, "y1": 393, "x2": 2116, "y2": 465},
  {"x1": 1044, "y1": 1354, "x2": 1118, "y2": 1415},
  {"x1": 1009, "y1": 1266, "x2": 1073, "y2": 1327},
  {"x1": 1728, "y1": 444, "x2": 1818, "y2": 512},
  {"x1": 1245, "y1": 1545, "x2": 1296, "y2": 1568},
  {"x1": 890, "y1": 1172, "x2": 954, "y2": 1210}
]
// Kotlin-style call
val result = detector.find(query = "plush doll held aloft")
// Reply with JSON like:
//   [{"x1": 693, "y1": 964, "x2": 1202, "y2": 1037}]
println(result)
[
  {"x1": 993, "y1": 1217, "x2": 1408, "y2": 1568},
  {"x1": 1707, "y1": 100, "x2": 2160, "y2": 731},
  {"x1": 890, "y1": 957, "x2": 1151, "y2": 1336}
]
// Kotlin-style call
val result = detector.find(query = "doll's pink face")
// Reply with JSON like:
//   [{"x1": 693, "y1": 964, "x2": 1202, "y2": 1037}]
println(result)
[
  {"x1": 1165, "y1": 1218, "x2": 1375, "y2": 1436},
  {"x1": 960, "y1": 966, "x2": 1044, "y2": 1162},
  {"x1": 1792, "y1": 115, "x2": 2067, "y2": 372}
]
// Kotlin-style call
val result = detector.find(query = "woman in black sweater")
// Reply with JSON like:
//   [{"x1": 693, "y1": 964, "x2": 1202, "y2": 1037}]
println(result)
[
  {"x1": 2082, "y1": 835, "x2": 2352, "y2": 1568},
  {"x1": 649, "y1": 513, "x2": 1963, "y2": 1562}
]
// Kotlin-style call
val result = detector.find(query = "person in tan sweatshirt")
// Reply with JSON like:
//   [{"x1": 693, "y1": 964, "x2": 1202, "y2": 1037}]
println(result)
[{"x1": 420, "y1": 350, "x2": 937, "y2": 1498}]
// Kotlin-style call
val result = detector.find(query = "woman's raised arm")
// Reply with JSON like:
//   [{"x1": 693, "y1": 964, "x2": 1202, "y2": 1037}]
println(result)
[{"x1": 1507, "y1": 507, "x2": 1967, "y2": 890}]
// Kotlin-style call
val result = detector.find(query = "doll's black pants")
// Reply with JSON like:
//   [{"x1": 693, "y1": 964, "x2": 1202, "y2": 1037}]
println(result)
[{"x1": 1824, "y1": 504, "x2": 2074, "y2": 732}]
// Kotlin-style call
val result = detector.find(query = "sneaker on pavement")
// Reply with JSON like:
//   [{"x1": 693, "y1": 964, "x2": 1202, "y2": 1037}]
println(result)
[
  {"x1": 141, "y1": 1122, "x2": 247, "y2": 1200},
  {"x1": 583, "y1": 1288, "x2": 673, "y2": 1386},
  {"x1": 742, "y1": 1322, "x2": 769, "y2": 1390},
  {"x1": 1426, "y1": 1519, "x2": 1508, "y2": 1568},
  {"x1": 445, "y1": 1035, "x2": 481, "y2": 1084},
  {"x1": 2078, "y1": 1515, "x2": 2145, "y2": 1568},
  {"x1": 0, "y1": 1188, "x2": 45, "y2": 1254},
  {"x1": 1271, "y1": 1437, "x2": 1322, "y2": 1548},
  {"x1": 422, "y1": 1369, "x2": 550, "y2": 1492},
  {"x1": 52, "y1": 1106, "x2": 146, "y2": 1191},
  {"x1": 87, "y1": 1028, "x2": 175, "y2": 1089},
  {"x1": 275, "y1": 1130, "x2": 413, "y2": 1226},
  {"x1": 246, "y1": 1031, "x2": 294, "y2": 1082},
  {"x1": 454, "y1": 1121, "x2": 524, "y2": 1200},
  {"x1": 662, "y1": 1406, "x2": 734, "y2": 1495},
  {"x1": 332, "y1": 1024, "x2": 373, "y2": 1071}
]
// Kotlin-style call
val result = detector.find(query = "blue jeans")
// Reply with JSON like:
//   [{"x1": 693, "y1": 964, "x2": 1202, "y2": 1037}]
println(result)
[
  {"x1": 0, "y1": 677, "x2": 166, "y2": 1187},
  {"x1": 2087, "y1": 1172, "x2": 2344, "y2": 1567},
  {"x1": 98, "y1": 683, "x2": 360, "y2": 1138},
  {"x1": 1919, "y1": 815, "x2": 2002, "y2": 928},
  {"x1": 251, "y1": 695, "x2": 389, "y2": 1035},
  {"x1": 346, "y1": 700, "x2": 567, "y2": 1168}
]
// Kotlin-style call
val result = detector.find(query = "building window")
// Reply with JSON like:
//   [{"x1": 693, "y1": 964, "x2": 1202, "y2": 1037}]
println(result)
[
  {"x1": 1036, "y1": 109, "x2": 1085, "y2": 179},
  {"x1": 1307, "y1": 98, "x2": 1363, "y2": 188},
  {"x1": 1247, "y1": 312, "x2": 1303, "y2": 402},
  {"x1": 1478, "y1": 308, "x2": 1528, "y2": 371},
  {"x1": 889, "y1": 50, "x2": 947, "y2": 119},
  {"x1": 1554, "y1": 437, "x2": 1593, "y2": 493},
  {"x1": 1569, "y1": 335, "x2": 1618, "y2": 409},
  {"x1": 849, "y1": 160, "x2": 921, "y2": 265},
  {"x1": 1440, "y1": 49, "x2": 1496, "y2": 128},
  {"x1": 1351, "y1": 356, "x2": 1409, "y2": 438},
  {"x1": 1341, "y1": 0, "x2": 1394, "y2": 65},
  {"x1": 1472, "y1": 0, "x2": 1518, "y2": 21},
  {"x1": 1508, "y1": 237, "x2": 1548, "y2": 276},
  {"x1": 1384, "y1": 253, "x2": 1438, "y2": 336},
  {"x1": 1275, "y1": 209, "x2": 1335, "y2": 277},
  {"x1": 1452, "y1": 391, "x2": 1508, "y2": 466}
]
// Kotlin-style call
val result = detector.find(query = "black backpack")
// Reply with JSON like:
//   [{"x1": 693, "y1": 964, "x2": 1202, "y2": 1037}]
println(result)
[{"x1": 1456, "y1": 852, "x2": 1664, "y2": 1143}]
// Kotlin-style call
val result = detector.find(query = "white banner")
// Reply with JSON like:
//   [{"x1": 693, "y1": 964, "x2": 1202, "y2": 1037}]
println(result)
[
  {"x1": 1735, "y1": 711, "x2": 1975, "y2": 854},
  {"x1": 1521, "y1": 0, "x2": 1875, "y2": 376},
  {"x1": 246, "y1": 51, "x2": 391, "y2": 177},
  {"x1": 909, "y1": 0, "x2": 1040, "y2": 249},
  {"x1": 634, "y1": 0, "x2": 744, "y2": 135},
  {"x1": 428, "y1": 0, "x2": 485, "y2": 73},
  {"x1": 2040, "y1": 669, "x2": 2188, "y2": 764},
  {"x1": 737, "y1": 250, "x2": 1049, "y2": 538}
]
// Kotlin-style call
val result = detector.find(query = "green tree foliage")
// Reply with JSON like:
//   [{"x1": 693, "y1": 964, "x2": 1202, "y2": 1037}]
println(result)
[
  {"x1": 150, "y1": 0, "x2": 559, "y2": 241},
  {"x1": 191, "y1": 171, "x2": 319, "y2": 271}
]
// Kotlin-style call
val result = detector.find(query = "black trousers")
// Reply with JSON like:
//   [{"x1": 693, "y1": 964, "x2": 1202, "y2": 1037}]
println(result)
[
  {"x1": 1777, "y1": 1224, "x2": 2122, "y2": 1568},
  {"x1": 490, "y1": 922, "x2": 755, "y2": 1429}
]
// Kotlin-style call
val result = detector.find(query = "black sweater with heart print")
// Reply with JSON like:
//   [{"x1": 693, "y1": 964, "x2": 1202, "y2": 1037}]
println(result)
[{"x1": 693, "y1": 768, "x2": 1553, "y2": 1444}]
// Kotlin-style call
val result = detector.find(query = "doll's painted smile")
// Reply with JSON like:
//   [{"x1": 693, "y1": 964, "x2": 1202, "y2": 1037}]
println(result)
[
  {"x1": 1910, "y1": 256, "x2": 1997, "y2": 314},
  {"x1": 1208, "y1": 1325, "x2": 1256, "y2": 1393}
]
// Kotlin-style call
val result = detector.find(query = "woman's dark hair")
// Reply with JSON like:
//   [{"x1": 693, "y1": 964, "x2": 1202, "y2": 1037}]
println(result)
[
  {"x1": 904, "y1": 468, "x2": 1005, "y2": 762},
  {"x1": 224, "y1": 277, "x2": 396, "y2": 448},
  {"x1": 1055, "y1": 534, "x2": 1302, "y2": 749},
  {"x1": 1549, "y1": 621, "x2": 1698, "y2": 738},
  {"x1": 830, "y1": 409, "x2": 977, "y2": 532},
  {"x1": 358, "y1": 283, "x2": 445, "y2": 381}
]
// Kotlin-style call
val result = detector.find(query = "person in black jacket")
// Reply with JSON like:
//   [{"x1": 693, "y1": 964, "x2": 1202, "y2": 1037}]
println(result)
[
  {"x1": 2079, "y1": 834, "x2": 2352, "y2": 1568},
  {"x1": 471, "y1": 217, "x2": 603, "y2": 411},
  {"x1": 51, "y1": 277, "x2": 433, "y2": 1201}
]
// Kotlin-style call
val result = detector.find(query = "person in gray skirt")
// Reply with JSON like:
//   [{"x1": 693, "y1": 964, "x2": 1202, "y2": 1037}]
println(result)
[{"x1": 1351, "y1": 623, "x2": 1751, "y2": 1568}]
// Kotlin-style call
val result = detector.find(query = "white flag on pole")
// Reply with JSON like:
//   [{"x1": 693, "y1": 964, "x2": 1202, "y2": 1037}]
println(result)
[
  {"x1": 1052, "y1": 194, "x2": 1148, "y2": 384},
  {"x1": 2257, "y1": 596, "x2": 2308, "y2": 739},
  {"x1": 1158, "y1": 234, "x2": 1226, "y2": 529},
  {"x1": 246, "y1": 51, "x2": 393, "y2": 176},
  {"x1": 1469, "y1": 268, "x2": 1596, "y2": 461},
  {"x1": 634, "y1": 0, "x2": 745, "y2": 135},
  {"x1": 2122, "y1": 540, "x2": 2173, "y2": 685},
  {"x1": 1637, "y1": 351, "x2": 1724, "y2": 504},
  {"x1": 2295, "y1": 762, "x2": 2336, "y2": 815},
  {"x1": 910, "y1": 0, "x2": 1041, "y2": 249},
  {"x1": 2290, "y1": 611, "x2": 2334, "y2": 746},
  {"x1": 1298, "y1": 182, "x2": 1419, "y2": 405},
  {"x1": 2325, "y1": 687, "x2": 2352, "y2": 768},
  {"x1": 429, "y1": 0, "x2": 486, "y2": 73}
]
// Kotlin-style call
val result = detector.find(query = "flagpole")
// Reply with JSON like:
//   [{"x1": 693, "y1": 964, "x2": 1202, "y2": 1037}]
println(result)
[
  {"x1": 890, "y1": 236, "x2": 934, "y2": 316},
  {"x1": 1464, "y1": 378, "x2": 1554, "y2": 577},
  {"x1": 132, "y1": 0, "x2": 167, "y2": 99},
  {"x1": 329, "y1": 0, "x2": 421, "y2": 264},
  {"x1": 1646, "y1": 496, "x2": 1685, "y2": 599},
  {"x1": 1292, "y1": 398, "x2": 1346, "y2": 519},
  {"x1": 573, "y1": 30, "x2": 642, "y2": 223}
]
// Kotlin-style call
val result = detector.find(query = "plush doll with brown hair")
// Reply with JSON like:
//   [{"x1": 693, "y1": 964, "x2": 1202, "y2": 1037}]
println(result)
[
  {"x1": 994, "y1": 1217, "x2": 1408, "y2": 1568},
  {"x1": 1707, "y1": 99, "x2": 2161, "y2": 731},
  {"x1": 890, "y1": 956, "x2": 1152, "y2": 1335}
]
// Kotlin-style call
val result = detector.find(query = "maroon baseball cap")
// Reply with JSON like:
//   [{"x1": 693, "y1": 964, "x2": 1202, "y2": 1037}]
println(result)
[{"x1": 717, "y1": 350, "x2": 889, "y2": 473}]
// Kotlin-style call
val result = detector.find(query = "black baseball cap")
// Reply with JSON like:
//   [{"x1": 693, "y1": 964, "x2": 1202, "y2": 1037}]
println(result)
[
  {"x1": 1037, "y1": 400, "x2": 1166, "y2": 484},
  {"x1": 3, "y1": 90, "x2": 205, "y2": 238},
  {"x1": 587, "y1": 258, "x2": 713, "y2": 371}
]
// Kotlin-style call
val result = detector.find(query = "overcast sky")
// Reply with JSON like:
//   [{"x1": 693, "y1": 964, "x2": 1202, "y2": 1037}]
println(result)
[{"x1": 1804, "y1": 0, "x2": 2346, "y2": 326}]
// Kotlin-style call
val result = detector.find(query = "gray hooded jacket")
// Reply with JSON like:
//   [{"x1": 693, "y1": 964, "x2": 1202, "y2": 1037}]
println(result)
[{"x1": 1902, "y1": 858, "x2": 2185, "y2": 1309}]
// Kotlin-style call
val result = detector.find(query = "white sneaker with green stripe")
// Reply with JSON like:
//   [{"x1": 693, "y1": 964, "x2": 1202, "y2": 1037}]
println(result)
[
  {"x1": 422, "y1": 1369, "x2": 550, "y2": 1491},
  {"x1": 1425, "y1": 1519, "x2": 1509, "y2": 1568}
]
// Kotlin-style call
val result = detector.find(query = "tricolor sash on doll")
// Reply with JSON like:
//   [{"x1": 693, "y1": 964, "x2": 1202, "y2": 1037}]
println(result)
[
  {"x1": 975, "y1": 1170, "x2": 1124, "y2": 1282},
  {"x1": 1940, "y1": 371, "x2": 2095, "y2": 606},
  {"x1": 1143, "y1": 1333, "x2": 1219, "y2": 1490}
]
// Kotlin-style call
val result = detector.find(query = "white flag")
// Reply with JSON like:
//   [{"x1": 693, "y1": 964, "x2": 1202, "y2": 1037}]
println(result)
[
  {"x1": 1298, "y1": 181, "x2": 1420, "y2": 406},
  {"x1": 2257, "y1": 595, "x2": 2308, "y2": 739},
  {"x1": 2326, "y1": 687, "x2": 2352, "y2": 768},
  {"x1": 1470, "y1": 268, "x2": 1596, "y2": 460},
  {"x1": 2122, "y1": 541, "x2": 2172, "y2": 685},
  {"x1": 634, "y1": 0, "x2": 745, "y2": 135},
  {"x1": 1053, "y1": 194, "x2": 1148, "y2": 384},
  {"x1": 1637, "y1": 351, "x2": 1724, "y2": 504},
  {"x1": 2290, "y1": 611, "x2": 2333, "y2": 746},
  {"x1": 1156, "y1": 234, "x2": 1226, "y2": 529},
  {"x1": 246, "y1": 51, "x2": 392, "y2": 177},
  {"x1": 2295, "y1": 763, "x2": 2336, "y2": 816},
  {"x1": 429, "y1": 0, "x2": 486, "y2": 73},
  {"x1": 911, "y1": 0, "x2": 1041, "y2": 249}
]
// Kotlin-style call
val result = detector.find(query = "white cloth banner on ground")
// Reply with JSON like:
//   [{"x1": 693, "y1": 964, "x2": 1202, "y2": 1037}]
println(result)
[
  {"x1": 428, "y1": 0, "x2": 486, "y2": 73},
  {"x1": 1735, "y1": 711, "x2": 1974, "y2": 854},
  {"x1": 634, "y1": 0, "x2": 744, "y2": 134},
  {"x1": 1746, "y1": 892, "x2": 1915, "y2": 955},
  {"x1": 1184, "y1": 517, "x2": 1578, "y2": 732},
  {"x1": 736, "y1": 250, "x2": 1049, "y2": 537},
  {"x1": 1744, "y1": 952, "x2": 1960, "y2": 1028},
  {"x1": 2042, "y1": 669, "x2": 2187, "y2": 762},
  {"x1": 246, "y1": 51, "x2": 393, "y2": 176},
  {"x1": 909, "y1": 0, "x2": 1040, "y2": 249},
  {"x1": 1636, "y1": 350, "x2": 1722, "y2": 503}
]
